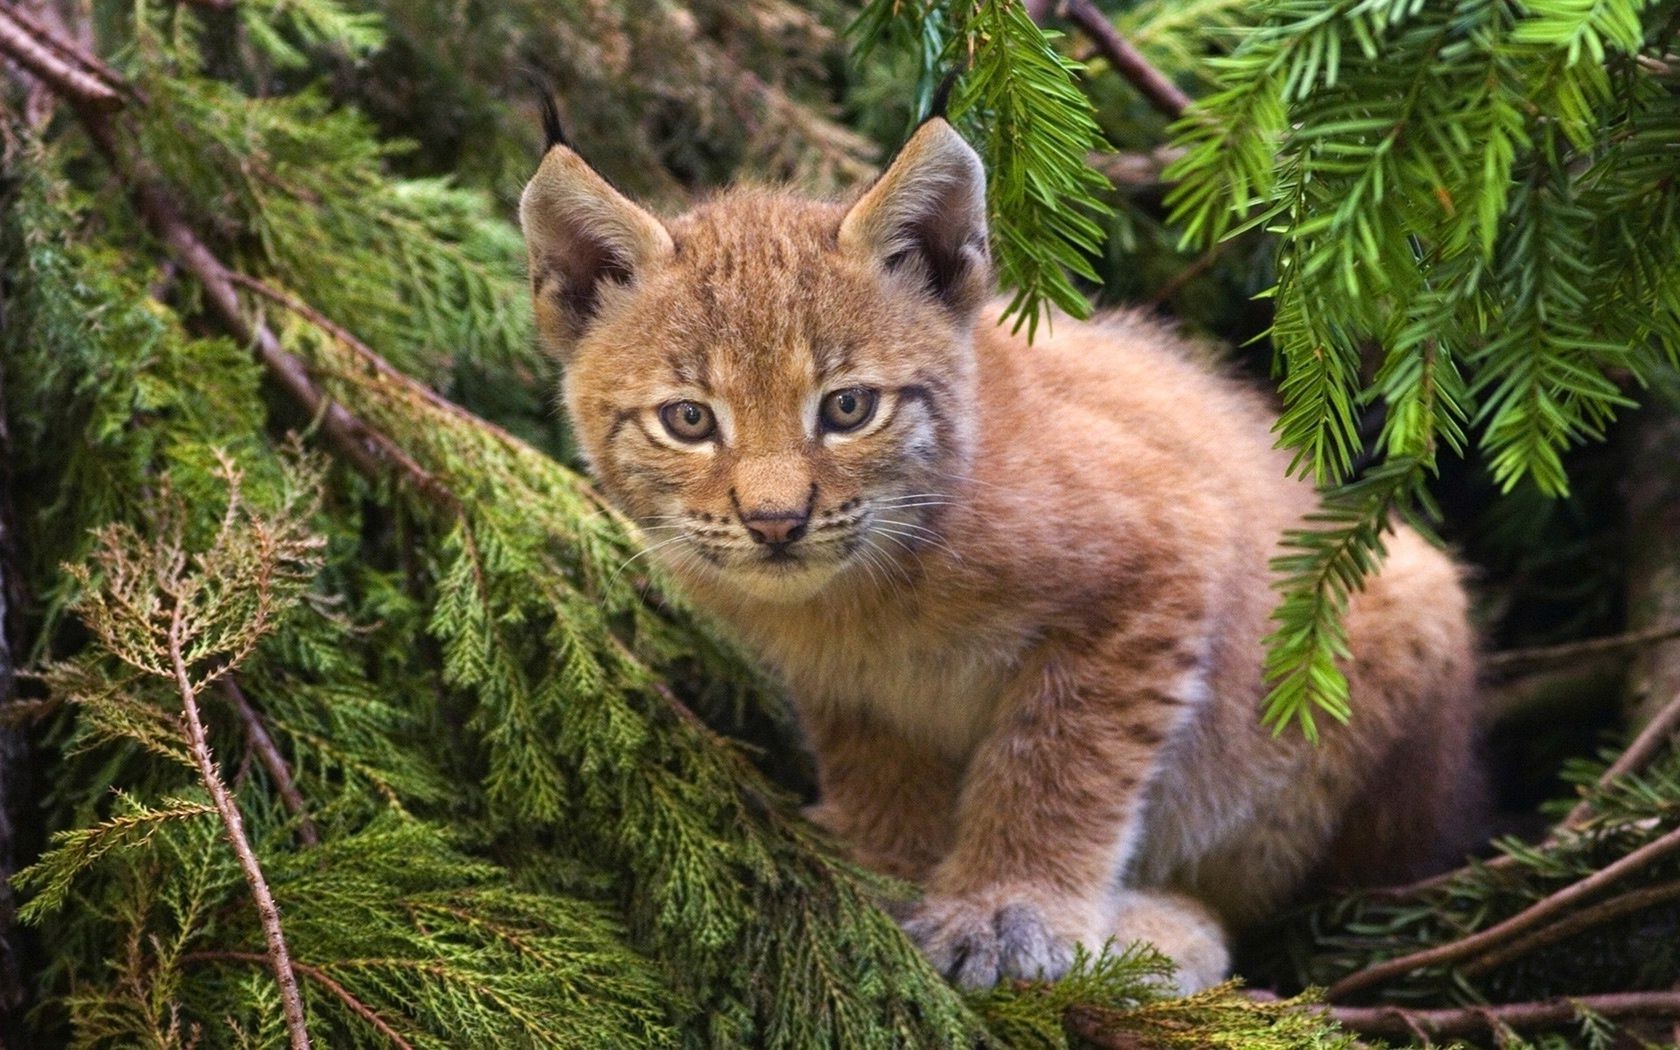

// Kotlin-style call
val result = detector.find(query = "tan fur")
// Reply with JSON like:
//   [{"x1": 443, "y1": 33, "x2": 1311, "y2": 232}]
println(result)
[{"x1": 522, "y1": 120, "x2": 1482, "y2": 991}]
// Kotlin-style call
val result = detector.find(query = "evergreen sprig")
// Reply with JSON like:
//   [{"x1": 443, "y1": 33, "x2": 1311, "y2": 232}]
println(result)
[
  {"x1": 1167, "y1": 0, "x2": 1680, "y2": 733},
  {"x1": 852, "y1": 0, "x2": 1111, "y2": 338}
]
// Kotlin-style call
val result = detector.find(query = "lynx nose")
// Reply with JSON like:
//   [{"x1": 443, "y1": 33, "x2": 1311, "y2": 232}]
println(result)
[{"x1": 741, "y1": 511, "x2": 809, "y2": 548}]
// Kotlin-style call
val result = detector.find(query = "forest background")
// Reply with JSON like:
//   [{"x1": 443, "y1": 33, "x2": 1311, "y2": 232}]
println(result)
[{"x1": 1, "y1": 0, "x2": 1679, "y2": 1047}]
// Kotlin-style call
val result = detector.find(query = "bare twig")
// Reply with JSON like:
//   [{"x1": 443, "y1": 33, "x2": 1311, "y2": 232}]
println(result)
[
  {"x1": 1053, "y1": 0, "x2": 1192, "y2": 121},
  {"x1": 1328, "y1": 990, "x2": 1680, "y2": 1041},
  {"x1": 1328, "y1": 824, "x2": 1680, "y2": 1000},
  {"x1": 220, "y1": 678, "x2": 319, "y2": 847},
  {"x1": 1485, "y1": 623, "x2": 1680, "y2": 675},
  {"x1": 169, "y1": 605, "x2": 310, "y2": 1047},
  {"x1": 184, "y1": 950, "x2": 414, "y2": 1050}
]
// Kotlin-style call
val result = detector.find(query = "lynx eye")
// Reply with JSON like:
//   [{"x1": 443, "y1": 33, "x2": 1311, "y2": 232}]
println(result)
[
  {"x1": 658, "y1": 400, "x2": 717, "y2": 442},
  {"x1": 820, "y1": 388, "x2": 878, "y2": 433}
]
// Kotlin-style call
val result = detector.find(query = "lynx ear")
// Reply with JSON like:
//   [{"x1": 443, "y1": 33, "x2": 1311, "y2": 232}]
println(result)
[
  {"x1": 520, "y1": 146, "x2": 673, "y2": 354},
  {"x1": 839, "y1": 118, "x2": 990, "y2": 315}
]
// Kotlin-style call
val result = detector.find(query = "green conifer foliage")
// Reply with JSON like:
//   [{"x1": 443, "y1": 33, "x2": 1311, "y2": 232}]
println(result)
[
  {"x1": 0, "y1": 2, "x2": 1357, "y2": 1046},
  {"x1": 1163, "y1": 0, "x2": 1680, "y2": 733}
]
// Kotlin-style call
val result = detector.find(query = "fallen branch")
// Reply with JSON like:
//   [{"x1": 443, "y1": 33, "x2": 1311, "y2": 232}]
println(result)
[
  {"x1": 220, "y1": 678, "x2": 319, "y2": 847},
  {"x1": 223, "y1": 272, "x2": 527, "y2": 453},
  {"x1": 1328, "y1": 990, "x2": 1680, "y2": 1041},
  {"x1": 1052, "y1": 0, "x2": 1192, "y2": 121},
  {"x1": 1328, "y1": 823, "x2": 1680, "y2": 1000},
  {"x1": 169, "y1": 594, "x2": 310, "y2": 1047},
  {"x1": 184, "y1": 950, "x2": 414, "y2": 1050}
]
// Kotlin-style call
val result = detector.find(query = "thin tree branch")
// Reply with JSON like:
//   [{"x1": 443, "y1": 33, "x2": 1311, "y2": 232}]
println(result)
[
  {"x1": 0, "y1": 10, "x2": 444, "y2": 501},
  {"x1": 1485, "y1": 623, "x2": 1680, "y2": 675},
  {"x1": 73, "y1": 106, "x2": 458, "y2": 509},
  {"x1": 1327, "y1": 990, "x2": 1680, "y2": 1041},
  {"x1": 1564, "y1": 687, "x2": 1680, "y2": 826},
  {"x1": 184, "y1": 950, "x2": 415, "y2": 1050},
  {"x1": 222, "y1": 272, "x2": 526, "y2": 452},
  {"x1": 220, "y1": 677, "x2": 319, "y2": 847},
  {"x1": 1328, "y1": 823, "x2": 1680, "y2": 1000},
  {"x1": 0, "y1": 3, "x2": 119, "y2": 110},
  {"x1": 169, "y1": 603, "x2": 310, "y2": 1047},
  {"x1": 1052, "y1": 0, "x2": 1192, "y2": 121},
  {"x1": 1460, "y1": 879, "x2": 1680, "y2": 976}
]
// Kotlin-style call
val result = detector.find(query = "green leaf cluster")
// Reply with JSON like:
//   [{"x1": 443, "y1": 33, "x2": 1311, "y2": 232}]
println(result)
[{"x1": 1164, "y1": 0, "x2": 1680, "y2": 732}]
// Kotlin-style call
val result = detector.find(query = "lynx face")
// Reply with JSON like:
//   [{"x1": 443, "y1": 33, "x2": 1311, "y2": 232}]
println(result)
[{"x1": 522, "y1": 122, "x2": 990, "y2": 601}]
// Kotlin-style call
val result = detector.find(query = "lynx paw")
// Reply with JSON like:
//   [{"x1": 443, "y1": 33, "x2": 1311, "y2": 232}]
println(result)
[
  {"x1": 1109, "y1": 890, "x2": 1231, "y2": 996},
  {"x1": 902, "y1": 894, "x2": 1078, "y2": 989}
]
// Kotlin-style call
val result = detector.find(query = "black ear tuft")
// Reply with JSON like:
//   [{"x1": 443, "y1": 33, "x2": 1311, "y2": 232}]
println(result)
[
  {"x1": 540, "y1": 93, "x2": 568, "y2": 152},
  {"x1": 526, "y1": 77, "x2": 568, "y2": 152},
  {"x1": 923, "y1": 68, "x2": 961, "y2": 125}
]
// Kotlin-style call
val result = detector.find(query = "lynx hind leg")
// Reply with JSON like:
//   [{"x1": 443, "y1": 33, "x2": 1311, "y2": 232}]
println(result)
[
  {"x1": 1107, "y1": 889, "x2": 1230, "y2": 995},
  {"x1": 1327, "y1": 526, "x2": 1485, "y2": 885}
]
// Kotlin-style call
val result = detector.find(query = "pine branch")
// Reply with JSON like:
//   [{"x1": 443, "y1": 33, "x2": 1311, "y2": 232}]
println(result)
[
  {"x1": 1053, "y1": 0, "x2": 1192, "y2": 119},
  {"x1": 0, "y1": 16, "x2": 455, "y2": 507},
  {"x1": 1376, "y1": 686, "x2": 1680, "y2": 900},
  {"x1": 1460, "y1": 879, "x2": 1680, "y2": 976},
  {"x1": 167, "y1": 560, "x2": 310, "y2": 1048},
  {"x1": 1327, "y1": 823, "x2": 1680, "y2": 1001},
  {"x1": 1563, "y1": 687, "x2": 1680, "y2": 827}
]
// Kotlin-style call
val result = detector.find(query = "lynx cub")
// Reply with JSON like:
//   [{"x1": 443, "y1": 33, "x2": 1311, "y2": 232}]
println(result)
[{"x1": 520, "y1": 117, "x2": 1480, "y2": 992}]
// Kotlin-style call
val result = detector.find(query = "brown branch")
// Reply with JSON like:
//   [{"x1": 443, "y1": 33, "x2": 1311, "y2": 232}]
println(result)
[
  {"x1": 1328, "y1": 823, "x2": 1680, "y2": 1000},
  {"x1": 1461, "y1": 879, "x2": 1680, "y2": 976},
  {"x1": 0, "y1": 3, "x2": 119, "y2": 110},
  {"x1": 1, "y1": 10, "x2": 442, "y2": 502},
  {"x1": 1053, "y1": 0, "x2": 1192, "y2": 121},
  {"x1": 222, "y1": 272, "x2": 525, "y2": 453},
  {"x1": 219, "y1": 678, "x2": 319, "y2": 847},
  {"x1": 169, "y1": 605, "x2": 309, "y2": 1047},
  {"x1": 1086, "y1": 144, "x2": 1186, "y2": 188},
  {"x1": 1564, "y1": 688, "x2": 1680, "y2": 826},
  {"x1": 184, "y1": 950, "x2": 414, "y2": 1050},
  {"x1": 1328, "y1": 990, "x2": 1680, "y2": 1041},
  {"x1": 73, "y1": 107, "x2": 458, "y2": 510},
  {"x1": 1485, "y1": 623, "x2": 1680, "y2": 675}
]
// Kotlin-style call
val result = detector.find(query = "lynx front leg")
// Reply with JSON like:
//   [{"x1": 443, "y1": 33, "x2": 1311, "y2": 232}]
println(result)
[
  {"x1": 903, "y1": 644, "x2": 1205, "y2": 988},
  {"x1": 801, "y1": 705, "x2": 962, "y2": 882}
]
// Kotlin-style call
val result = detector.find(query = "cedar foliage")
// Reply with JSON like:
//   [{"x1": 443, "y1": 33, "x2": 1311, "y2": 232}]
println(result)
[
  {"x1": 1, "y1": 0, "x2": 1677, "y2": 1048},
  {"x1": 0, "y1": 1, "x2": 1351, "y2": 1047}
]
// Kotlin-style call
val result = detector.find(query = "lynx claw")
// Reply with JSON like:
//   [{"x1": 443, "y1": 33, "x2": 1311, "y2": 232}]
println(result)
[{"x1": 903, "y1": 896, "x2": 1075, "y2": 989}]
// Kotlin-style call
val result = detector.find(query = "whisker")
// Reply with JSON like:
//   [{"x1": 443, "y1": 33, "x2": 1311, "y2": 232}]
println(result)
[
  {"x1": 873, "y1": 522, "x2": 964, "y2": 564},
  {"x1": 603, "y1": 533, "x2": 693, "y2": 592}
]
